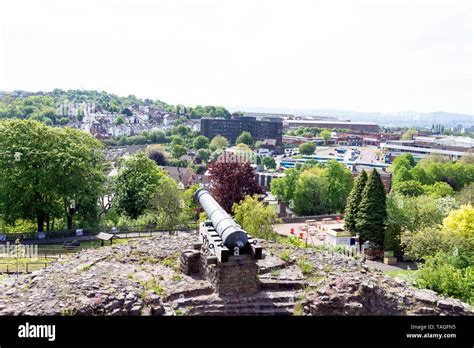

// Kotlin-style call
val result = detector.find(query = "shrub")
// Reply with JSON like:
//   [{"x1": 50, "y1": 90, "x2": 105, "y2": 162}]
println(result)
[
  {"x1": 424, "y1": 182, "x2": 454, "y2": 198},
  {"x1": 279, "y1": 249, "x2": 291, "y2": 262},
  {"x1": 171, "y1": 274, "x2": 182, "y2": 282},
  {"x1": 145, "y1": 144, "x2": 168, "y2": 165},
  {"x1": 298, "y1": 142, "x2": 316, "y2": 155},
  {"x1": 441, "y1": 205, "x2": 474, "y2": 244},
  {"x1": 401, "y1": 227, "x2": 445, "y2": 261},
  {"x1": 141, "y1": 279, "x2": 165, "y2": 295},
  {"x1": 297, "y1": 258, "x2": 313, "y2": 276},
  {"x1": 232, "y1": 195, "x2": 279, "y2": 240},
  {"x1": 396, "y1": 180, "x2": 424, "y2": 196},
  {"x1": 161, "y1": 255, "x2": 179, "y2": 270},
  {"x1": 415, "y1": 251, "x2": 473, "y2": 305},
  {"x1": 383, "y1": 223, "x2": 402, "y2": 258},
  {"x1": 285, "y1": 235, "x2": 306, "y2": 248},
  {"x1": 293, "y1": 303, "x2": 304, "y2": 316}
]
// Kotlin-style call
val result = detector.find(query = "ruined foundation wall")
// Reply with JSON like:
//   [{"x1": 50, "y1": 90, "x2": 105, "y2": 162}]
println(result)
[
  {"x1": 200, "y1": 249, "x2": 260, "y2": 296},
  {"x1": 179, "y1": 249, "x2": 201, "y2": 275}
]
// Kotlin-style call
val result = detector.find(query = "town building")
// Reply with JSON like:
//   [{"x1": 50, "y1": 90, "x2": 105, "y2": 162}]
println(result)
[
  {"x1": 381, "y1": 136, "x2": 473, "y2": 161},
  {"x1": 254, "y1": 172, "x2": 284, "y2": 190},
  {"x1": 284, "y1": 120, "x2": 379, "y2": 133},
  {"x1": 160, "y1": 166, "x2": 209, "y2": 188},
  {"x1": 335, "y1": 134, "x2": 364, "y2": 146},
  {"x1": 351, "y1": 165, "x2": 392, "y2": 192},
  {"x1": 282, "y1": 135, "x2": 329, "y2": 146},
  {"x1": 200, "y1": 116, "x2": 283, "y2": 152}
]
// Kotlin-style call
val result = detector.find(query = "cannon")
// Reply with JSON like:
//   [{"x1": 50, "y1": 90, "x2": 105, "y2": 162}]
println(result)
[
  {"x1": 195, "y1": 188, "x2": 248, "y2": 250},
  {"x1": 195, "y1": 188, "x2": 263, "y2": 263}
]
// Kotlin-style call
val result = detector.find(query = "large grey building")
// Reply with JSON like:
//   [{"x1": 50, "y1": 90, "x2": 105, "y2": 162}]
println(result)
[{"x1": 200, "y1": 116, "x2": 283, "y2": 150}]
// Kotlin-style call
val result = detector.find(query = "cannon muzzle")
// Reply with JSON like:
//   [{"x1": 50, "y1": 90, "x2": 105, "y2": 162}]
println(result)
[{"x1": 194, "y1": 188, "x2": 248, "y2": 250}]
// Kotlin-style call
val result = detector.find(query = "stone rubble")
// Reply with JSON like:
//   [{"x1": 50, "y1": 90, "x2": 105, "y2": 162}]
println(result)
[{"x1": 0, "y1": 233, "x2": 471, "y2": 316}]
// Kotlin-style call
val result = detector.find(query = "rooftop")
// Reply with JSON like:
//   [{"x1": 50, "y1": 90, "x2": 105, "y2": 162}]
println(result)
[
  {"x1": 285, "y1": 120, "x2": 378, "y2": 126},
  {"x1": 414, "y1": 136, "x2": 474, "y2": 148},
  {"x1": 381, "y1": 143, "x2": 469, "y2": 156}
]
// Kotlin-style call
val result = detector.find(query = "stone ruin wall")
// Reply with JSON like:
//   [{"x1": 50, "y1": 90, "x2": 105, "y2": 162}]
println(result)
[{"x1": 180, "y1": 246, "x2": 260, "y2": 296}]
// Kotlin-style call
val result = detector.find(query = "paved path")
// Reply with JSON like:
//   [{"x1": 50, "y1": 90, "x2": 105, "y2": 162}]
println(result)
[
  {"x1": 274, "y1": 223, "x2": 420, "y2": 274},
  {"x1": 366, "y1": 260, "x2": 419, "y2": 273},
  {"x1": 273, "y1": 223, "x2": 325, "y2": 246}
]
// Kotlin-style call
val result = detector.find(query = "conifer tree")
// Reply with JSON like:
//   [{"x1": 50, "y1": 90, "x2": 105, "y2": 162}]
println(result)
[
  {"x1": 356, "y1": 169, "x2": 387, "y2": 246},
  {"x1": 344, "y1": 170, "x2": 367, "y2": 234}
]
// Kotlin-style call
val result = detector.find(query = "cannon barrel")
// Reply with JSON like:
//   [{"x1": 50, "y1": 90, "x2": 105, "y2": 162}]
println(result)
[{"x1": 194, "y1": 188, "x2": 248, "y2": 250}]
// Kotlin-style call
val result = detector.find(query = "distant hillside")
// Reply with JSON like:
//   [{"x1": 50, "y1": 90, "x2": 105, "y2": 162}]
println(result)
[
  {"x1": 227, "y1": 106, "x2": 474, "y2": 128},
  {"x1": 0, "y1": 90, "x2": 231, "y2": 125},
  {"x1": 0, "y1": 89, "x2": 170, "y2": 123},
  {"x1": 2, "y1": 91, "x2": 471, "y2": 128}
]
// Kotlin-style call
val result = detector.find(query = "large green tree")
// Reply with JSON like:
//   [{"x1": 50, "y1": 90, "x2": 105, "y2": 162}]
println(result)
[
  {"x1": 322, "y1": 160, "x2": 353, "y2": 213},
  {"x1": 114, "y1": 153, "x2": 164, "y2": 219},
  {"x1": 196, "y1": 148, "x2": 210, "y2": 162},
  {"x1": 232, "y1": 195, "x2": 279, "y2": 240},
  {"x1": 391, "y1": 155, "x2": 415, "y2": 189},
  {"x1": 209, "y1": 135, "x2": 229, "y2": 150},
  {"x1": 172, "y1": 144, "x2": 187, "y2": 159},
  {"x1": 344, "y1": 170, "x2": 368, "y2": 234},
  {"x1": 401, "y1": 128, "x2": 417, "y2": 140},
  {"x1": 270, "y1": 168, "x2": 300, "y2": 204},
  {"x1": 456, "y1": 183, "x2": 474, "y2": 205},
  {"x1": 262, "y1": 156, "x2": 277, "y2": 169},
  {"x1": 0, "y1": 119, "x2": 105, "y2": 232},
  {"x1": 319, "y1": 129, "x2": 331, "y2": 145},
  {"x1": 355, "y1": 169, "x2": 387, "y2": 246},
  {"x1": 147, "y1": 175, "x2": 183, "y2": 230},
  {"x1": 298, "y1": 142, "x2": 316, "y2": 155},
  {"x1": 145, "y1": 144, "x2": 168, "y2": 166},
  {"x1": 235, "y1": 131, "x2": 254, "y2": 146},
  {"x1": 56, "y1": 127, "x2": 105, "y2": 229},
  {"x1": 395, "y1": 180, "x2": 425, "y2": 196},
  {"x1": 192, "y1": 135, "x2": 209, "y2": 150},
  {"x1": 293, "y1": 171, "x2": 328, "y2": 215}
]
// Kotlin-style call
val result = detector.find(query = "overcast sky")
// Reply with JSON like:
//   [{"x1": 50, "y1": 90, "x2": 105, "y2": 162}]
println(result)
[{"x1": 0, "y1": 0, "x2": 472, "y2": 114}]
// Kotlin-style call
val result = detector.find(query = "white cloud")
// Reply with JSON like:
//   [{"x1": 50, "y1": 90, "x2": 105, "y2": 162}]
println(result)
[{"x1": 0, "y1": 0, "x2": 472, "y2": 114}]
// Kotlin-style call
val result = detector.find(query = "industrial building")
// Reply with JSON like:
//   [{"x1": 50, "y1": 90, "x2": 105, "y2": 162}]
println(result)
[
  {"x1": 284, "y1": 120, "x2": 379, "y2": 133},
  {"x1": 381, "y1": 136, "x2": 473, "y2": 161}
]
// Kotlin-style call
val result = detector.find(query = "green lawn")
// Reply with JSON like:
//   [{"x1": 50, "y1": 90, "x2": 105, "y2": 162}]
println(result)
[
  {"x1": 0, "y1": 257, "x2": 54, "y2": 273},
  {"x1": 0, "y1": 236, "x2": 154, "y2": 273},
  {"x1": 385, "y1": 269, "x2": 418, "y2": 282}
]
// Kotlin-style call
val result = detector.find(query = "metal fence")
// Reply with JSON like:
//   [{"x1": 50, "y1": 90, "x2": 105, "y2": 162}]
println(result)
[
  {"x1": 0, "y1": 262, "x2": 50, "y2": 274},
  {"x1": 0, "y1": 222, "x2": 198, "y2": 243},
  {"x1": 280, "y1": 214, "x2": 343, "y2": 224},
  {"x1": 0, "y1": 224, "x2": 200, "y2": 274}
]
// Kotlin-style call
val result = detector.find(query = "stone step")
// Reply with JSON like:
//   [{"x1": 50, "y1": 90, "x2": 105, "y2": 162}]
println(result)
[
  {"x1": 187, "y1": 304, "x2": 295, "y2": 316},
  {"x1": 172, "y1": 290, "x2": 300, "y2": 307},
  {"x1": 178, "y1": 299, "x2": 297, "y2": 317},
  {"x1": 185, "y1": 301, "x2": 296, "y2": 310},
  {"x1": 259, "y1": 279, "x2": 305, "y2": 290},
  {"x1": 164, "y1": 286, "x2": 215, "y2": 301}
]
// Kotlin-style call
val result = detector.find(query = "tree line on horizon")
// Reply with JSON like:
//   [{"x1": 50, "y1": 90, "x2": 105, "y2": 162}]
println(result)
[{"x1": 0, "y1": 89, "x2": 235, "y2": 126}]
